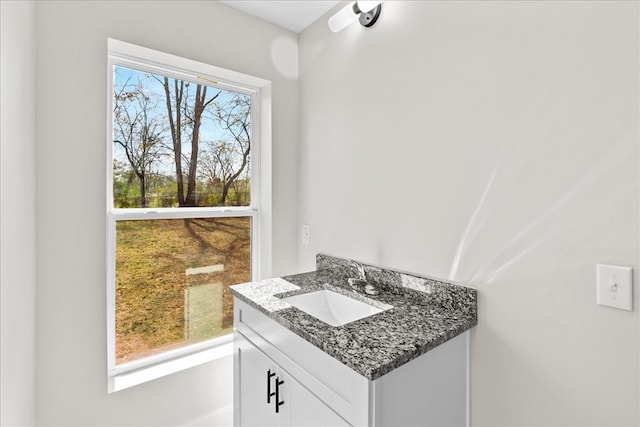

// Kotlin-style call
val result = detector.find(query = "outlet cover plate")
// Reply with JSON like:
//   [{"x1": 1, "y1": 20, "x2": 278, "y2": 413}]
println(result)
[
  {"x1": 597, "y1": 264, "x2": 633, "y2": 311},
  {"x1": 302, "y1": 224, "x2": 310, "y2": 245}
]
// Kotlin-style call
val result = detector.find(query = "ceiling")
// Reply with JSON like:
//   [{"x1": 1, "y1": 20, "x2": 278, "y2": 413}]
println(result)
[{"x1": 219, "y1": 1, "x2": 341, "y2": 33}]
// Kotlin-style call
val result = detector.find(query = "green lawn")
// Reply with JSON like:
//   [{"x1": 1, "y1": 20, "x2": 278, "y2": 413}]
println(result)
[{"x1": 115, "y1": 217, "x2": 250, "y2": 364}]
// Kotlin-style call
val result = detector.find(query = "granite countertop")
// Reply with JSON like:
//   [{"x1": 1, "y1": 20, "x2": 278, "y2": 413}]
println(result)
[{"x1": 229, "y1": 254, "x2": 477, "y2": 381}]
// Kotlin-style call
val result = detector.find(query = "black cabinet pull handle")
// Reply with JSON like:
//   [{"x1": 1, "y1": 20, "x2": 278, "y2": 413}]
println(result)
[
  {"x1": 275, "y1": 377, "x2": 285, "y2": 413},
  {"x1": 267, "y1": 369, "x2": 276, "y2": 403}
]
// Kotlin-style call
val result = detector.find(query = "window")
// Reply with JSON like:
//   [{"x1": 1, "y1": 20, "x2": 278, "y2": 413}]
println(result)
[{"x1": 107, "y1": 39, "x2": 271, "y2": 391}]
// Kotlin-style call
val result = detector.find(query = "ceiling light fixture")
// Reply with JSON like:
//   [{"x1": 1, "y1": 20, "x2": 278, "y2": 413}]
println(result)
[{"x1": 328, "y1": 1, "x2": 382, "y2": 33}]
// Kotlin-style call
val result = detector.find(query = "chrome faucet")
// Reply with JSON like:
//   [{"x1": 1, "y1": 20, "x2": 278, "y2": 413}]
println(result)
[{"x1": 347, "y1": 262, "x2": 379, "y2": 296}]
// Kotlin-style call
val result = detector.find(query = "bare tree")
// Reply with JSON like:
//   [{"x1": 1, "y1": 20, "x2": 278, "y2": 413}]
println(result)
[
  {"x1": 199, "y1": 93, "x2": 251, "y2": 206},
  {"x1": 162, "y1": 77, "x2": 220, "y2": 207},
  {"x1": 113, "y1": 80, "x2": 165, "y2": 208}
]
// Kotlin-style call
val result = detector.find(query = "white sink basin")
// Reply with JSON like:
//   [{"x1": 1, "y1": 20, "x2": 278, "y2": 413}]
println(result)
[{"x1": 282, "y1": 289, "x2": 392, "y2": 327}]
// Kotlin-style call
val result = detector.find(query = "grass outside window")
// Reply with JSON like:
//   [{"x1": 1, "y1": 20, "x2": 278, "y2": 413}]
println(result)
[{"x1": 115, "y1": 217, "x2": 250, "y2": 364}]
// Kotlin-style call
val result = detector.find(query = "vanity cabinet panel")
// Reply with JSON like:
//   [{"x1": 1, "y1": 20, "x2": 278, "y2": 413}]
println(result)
[
  {"x1": 234, "y1": 332, "x2": 289, "y2": 427},
  {"x1": 234, "y1": 331, "x2": 349, "y2": 427},
  {"x1": 372, "y1": 331, "x2": 468, "y2": 426},
  {"x1": 288, "y1": 373, "x2": 350, "y2": 427}
]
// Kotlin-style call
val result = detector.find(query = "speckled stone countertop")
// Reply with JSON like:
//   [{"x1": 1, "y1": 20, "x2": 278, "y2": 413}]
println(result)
[{"x1": 230, "y1": 254, "x2": 477, "y2": 381}]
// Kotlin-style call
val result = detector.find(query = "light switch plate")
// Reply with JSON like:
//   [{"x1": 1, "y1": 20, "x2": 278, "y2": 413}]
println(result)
[{"x1": 597, "y1": 264, "x2": 633, "y2": 311}]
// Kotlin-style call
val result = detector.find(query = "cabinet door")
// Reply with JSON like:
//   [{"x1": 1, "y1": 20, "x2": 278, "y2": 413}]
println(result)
[
  {"x1": 235, "y1": 333, "x2": 290, "y2": 427},
  {"x1": 289, "y1": 380, "x2": 350, "y2": 427}
]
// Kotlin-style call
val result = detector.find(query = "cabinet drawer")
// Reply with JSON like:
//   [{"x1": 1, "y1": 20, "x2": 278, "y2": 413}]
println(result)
[{"x1": 234, "y1": 299, "x2": 370, "y2": 426}]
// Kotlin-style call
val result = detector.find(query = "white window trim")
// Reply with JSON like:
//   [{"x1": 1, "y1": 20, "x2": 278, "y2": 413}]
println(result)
[{"x1": 106, "y1": 38, "x2": 272, "y2": 392}]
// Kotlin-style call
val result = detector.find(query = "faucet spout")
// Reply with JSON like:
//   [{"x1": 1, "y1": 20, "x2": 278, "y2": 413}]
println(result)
[{"x1": 347, "y1": 262, "x2": 379, "y2": 296}]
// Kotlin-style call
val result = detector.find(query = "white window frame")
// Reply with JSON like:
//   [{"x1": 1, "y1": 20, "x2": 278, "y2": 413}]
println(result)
[{"x1": 106, "y1": 39, "x2": 272, "y2": 392}]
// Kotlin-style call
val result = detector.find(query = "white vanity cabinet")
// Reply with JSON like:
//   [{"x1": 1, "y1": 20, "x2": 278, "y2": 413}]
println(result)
[{"x1": 233, "y1": 298, "x2": 469, "y2": 427}]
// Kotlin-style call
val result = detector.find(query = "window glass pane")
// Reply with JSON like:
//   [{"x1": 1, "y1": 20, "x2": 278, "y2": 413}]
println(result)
[
  {"x1": 112, "y1": 65, "x2": 251, "y2": 208},
  {"x1": 115, "y1": 217, "x2": 251, "y2": 364}
]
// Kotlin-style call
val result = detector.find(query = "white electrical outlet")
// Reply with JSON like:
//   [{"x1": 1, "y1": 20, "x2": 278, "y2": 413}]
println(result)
[
  {"x1": 302, "y1": 224, "x2": 310, "y2": 245},
  {"x1": 596, "y1": 264, "x2": 633, "y2": 311}
]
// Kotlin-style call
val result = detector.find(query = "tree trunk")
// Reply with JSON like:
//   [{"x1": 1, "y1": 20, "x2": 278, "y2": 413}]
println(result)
[
  {"x1": 139, "y1": 172, "x2": 147, "y2": 208},
  {"x1": 220, "y1": 182, "x2": 229, "y2": 205},
  {"x1": 221, "y1": 140, "x2": 250, "y2": 206},
  {"x1": 185, "y1": 84, "x2": 205, "y2": 207},
  {"x1": 163, "y1": 77, "x2": 185, "y2": 206}
]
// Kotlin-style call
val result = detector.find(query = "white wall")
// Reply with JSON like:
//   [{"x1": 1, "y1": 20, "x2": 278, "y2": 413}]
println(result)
[
  {"x1": 298, "y1": 1, "x2": 639, "y2": 425},
  {"x1": 34, "y1": 1, "x2": 298, "y2": 425},
  {"x1": 0, "y1": 1, "x2": 37, "y2": 425}
]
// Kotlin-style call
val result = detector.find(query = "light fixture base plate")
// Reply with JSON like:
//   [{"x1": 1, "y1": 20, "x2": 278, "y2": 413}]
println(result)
[{"x1": 359, "y1": 4, "x2": 381, "y2": 28}]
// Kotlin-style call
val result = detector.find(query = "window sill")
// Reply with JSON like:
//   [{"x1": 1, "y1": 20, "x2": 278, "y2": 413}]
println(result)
[{"x1": 108, "y1": 336, "x2": 233, "y2": 393}]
